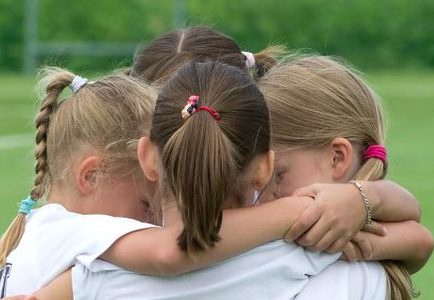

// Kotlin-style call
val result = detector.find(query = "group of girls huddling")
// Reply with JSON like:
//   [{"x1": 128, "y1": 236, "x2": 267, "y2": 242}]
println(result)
[{"x1": 0, "y1": 26, "x2": 432, "y2": 300}]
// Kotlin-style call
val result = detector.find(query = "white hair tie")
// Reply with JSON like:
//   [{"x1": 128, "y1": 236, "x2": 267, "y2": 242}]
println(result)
[
  {"x1": 242, "y1": 51, "x2": 256, "y2": 69},
  {"x1": 69, "y1": 75, "x2": 88, "y2": 93}
]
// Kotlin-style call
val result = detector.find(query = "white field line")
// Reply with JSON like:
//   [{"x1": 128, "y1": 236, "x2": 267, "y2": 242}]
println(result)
[{"x1": 0, "y1": 133, "x2": 34, "y2": 150}]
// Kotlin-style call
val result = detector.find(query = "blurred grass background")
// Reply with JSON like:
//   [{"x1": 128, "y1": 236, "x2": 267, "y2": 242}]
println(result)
[{"x1": 0, "y1": 0, "x2": 433, "y2": 298}]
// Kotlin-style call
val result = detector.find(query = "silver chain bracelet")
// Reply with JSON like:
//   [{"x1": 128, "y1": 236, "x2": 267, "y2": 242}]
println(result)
[{"x1": 349, "y1": 180, "x2": 372, "y2": 227}]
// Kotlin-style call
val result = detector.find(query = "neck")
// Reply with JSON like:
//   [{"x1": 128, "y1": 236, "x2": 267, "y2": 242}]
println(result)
[
  {"x1": 46, "y1": 184, "x2": 89, "y2": 214},
  {"x1": 160, "y1": 198, "x2": 182, "y2": 226}
]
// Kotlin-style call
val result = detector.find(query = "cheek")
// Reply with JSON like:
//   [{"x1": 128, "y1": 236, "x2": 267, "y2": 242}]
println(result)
[
  {"x1": 276, "y1": 173, "x2": 299, "y2": 197},
  {"x1": 277, "y1": 169, "x2": 319, "y2": 197}
]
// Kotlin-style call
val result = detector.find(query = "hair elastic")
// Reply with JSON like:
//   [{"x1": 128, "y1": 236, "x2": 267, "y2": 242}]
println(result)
[
  {"x1": 69, "y1": 75, "x2": 88, "y2": 93},
  {"x1": 18, "y1": 196, "x2": 37, "y2": 215},
  {"x1": 181, "y1": 95, "x2": 220, "y2": 121},
  {"x1": 242, "y1": 51, "x2": 256, "y2": 69},
  {"x1": 363, "y1": 145, "x2": 386, "y2": 164}
]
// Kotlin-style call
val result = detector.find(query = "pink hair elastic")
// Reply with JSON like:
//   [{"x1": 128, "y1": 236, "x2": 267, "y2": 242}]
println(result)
[
  {"x1": 181, "y1": 95, "x2": 220, "y2": 121},
  {"x1": 363, "y1": 145, "x2": 387, "y2": 164}
]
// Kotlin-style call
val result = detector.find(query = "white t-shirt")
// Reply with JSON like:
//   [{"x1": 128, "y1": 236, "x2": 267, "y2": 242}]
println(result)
[
  {"x1": 295, "y1": 260, "x2": 386, "y2": 300},
  {"x1": 72, "y1": 240, "x2": 341, "y2": 300},
  {"x1": 1, "y1": 204, "x2": 155, "y2": 297}
]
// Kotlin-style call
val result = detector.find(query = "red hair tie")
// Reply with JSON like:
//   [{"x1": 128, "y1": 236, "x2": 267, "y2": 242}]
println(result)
[
  {"x1": 181, "y1": 95, "x2": 220, "y2": 121},
  {"x1": 363, "y1": 145, "x2": 386, "y2": 164}
]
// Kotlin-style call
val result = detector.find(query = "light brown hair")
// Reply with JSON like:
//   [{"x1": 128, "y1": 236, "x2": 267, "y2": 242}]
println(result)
[
  {"x1": 259, "y1": 55, "x2": 415, "y2": 300},
  {"x1": 0, "y1": 68, "x2": 156, "y2": 266},
  {"x1": 129, "y1": 26, "x2": 284, "y2": 85},
  {"x1": 150, "y1": 61, "x2": 270, "y2": 255}
]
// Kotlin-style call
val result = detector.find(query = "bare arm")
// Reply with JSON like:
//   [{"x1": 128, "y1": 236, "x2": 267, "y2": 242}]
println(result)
[
  {"x1": 362, "y1": 180, "x2": 420, "y2": 222},
  {"x1": 286, "y1": 180, "x2": 420, "y2": 253},
  {"x1": 343, "y1": 220, "x2": 433, "y2": 274},
  {"x1": 366, "y1": 221, "x2": 433, "y2": 273},
  {"x1": 101, "y1": 196, "x2": 313, "y2": 275},
  {"x1": 32, "y1": 270, "x2": 72, "y2": 300}
]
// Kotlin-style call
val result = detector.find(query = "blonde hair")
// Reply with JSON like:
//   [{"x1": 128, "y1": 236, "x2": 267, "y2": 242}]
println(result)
[
  {"x1": 259, "y1": 55, "x2": 416, "y2": 300},
  {"x1": 150, "y1": 61, "x2": 270, "y2": 255},
  {"x1": 0, "y1": 68, "x2": 156, "y2": 266}
]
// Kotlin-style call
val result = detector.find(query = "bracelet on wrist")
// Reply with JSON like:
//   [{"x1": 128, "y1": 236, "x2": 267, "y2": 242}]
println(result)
[{"x1": 349, "y1": 180, "x2": 372, "y2": 227}]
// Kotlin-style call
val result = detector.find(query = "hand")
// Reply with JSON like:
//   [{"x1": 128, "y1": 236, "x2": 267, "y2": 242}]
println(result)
[
  {"x1": 341, "y1": 242, "x2": 362, "y2": 261},
  {"x1": 343, "y1": 231, "x2": 375, "y2": 260},
  {"x1": 284, "y1": 183, "x2": 386, "y2": 253}
]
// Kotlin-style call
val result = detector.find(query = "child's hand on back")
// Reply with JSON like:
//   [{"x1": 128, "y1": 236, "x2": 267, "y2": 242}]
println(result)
[{"x1": 283, "y1": 183, "x2": 386, "y2": 253}]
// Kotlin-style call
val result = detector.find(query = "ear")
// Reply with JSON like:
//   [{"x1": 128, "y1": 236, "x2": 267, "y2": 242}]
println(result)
[
  {"x1": 137, "y1": 137, "x2": 159, "y2": 182},
  {"x1": 76, "y1": 156, "x2": 101, "y2": 195},
  {"x1": 328, "y1": 137, "x2": 354, "y2": 181},
  {"x1": 252, "y1": 150, "x2": 275, "y2": 191}
]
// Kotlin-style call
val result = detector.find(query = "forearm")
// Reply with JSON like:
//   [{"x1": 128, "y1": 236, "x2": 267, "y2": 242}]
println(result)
[
  {"x1": 368, "y1": 221, "x2": 433, "y2": 274},
  {"x1": 103, "y1": 196, "x2": 313, "y2": 275},
  {"x1": 33, "y1": 270, "x2": 73, "y2": 300},
  {"x1": 361, "y1": 180, "x2": 420, "y2": 222}
]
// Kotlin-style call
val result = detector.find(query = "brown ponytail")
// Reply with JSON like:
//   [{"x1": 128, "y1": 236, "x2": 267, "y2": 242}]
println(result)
[
  {"x1": 0, "y1": 70, "x2": 74, "y2": 266},
  {"x1": 150, "y1": 61, "x2": 270, "y2": 254},
  {"x1": 252, "y1": 45, "x2": 286, "y2": 80},
  {"x1": 260, "y1": 55, "x2": 416, "y2": 300}
]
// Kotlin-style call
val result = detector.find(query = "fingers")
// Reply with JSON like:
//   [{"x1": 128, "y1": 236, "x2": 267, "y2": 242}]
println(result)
[
  {"x1": 342, "y1": 242, "x2": 357, "y2": 261},
  {"x1": 325, "y1": 237, "x2": 349, "y2": 254},
  {"x1": 352, "y1": 233, "x2": 373, "y2": 259},
  {"x1": 284, "y1": 204, "x2": 321, "y2": 242},
  {"x1": 296, "y1": 217, "x2": 333, "y2": 247},
  {"x1": 362, "y1": 221, "x2": 387, "y2": 236}
]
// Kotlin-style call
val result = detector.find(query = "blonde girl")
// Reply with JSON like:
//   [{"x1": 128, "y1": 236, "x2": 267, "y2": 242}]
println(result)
[
  {"x1": 258, "y1": 55, "x2": 433, "y2": 299},
  {"x1": 128, "y1": 26, "x2": 423, "y2": 253},
  {"x1": 22, "y1": 61, "x2": 426, "y2": 300},
  {"x1": 0, "y1": 66, "x2": 374, "y2": 297}
]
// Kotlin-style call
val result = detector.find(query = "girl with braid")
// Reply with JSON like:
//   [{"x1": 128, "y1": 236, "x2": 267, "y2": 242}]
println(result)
[
  {"x1": 20, "y1": 62, "x2": 430, "y2": 300},
  {"x1": 0, "y1": 67, "x2": 387, "y2": 297}
]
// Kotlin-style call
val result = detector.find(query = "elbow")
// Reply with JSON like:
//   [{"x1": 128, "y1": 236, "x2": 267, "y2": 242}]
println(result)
[
  {"x1": 408, "y1": 191, "x2": 421, "y2": 222},
  {"x1": 413, "y1": 225, "x2": 434, "y2": 265},
  {"x1": 413, "y1": 201, "x2": 421, "y2": 223},
  {"x1": 152, "y1": 246, "x2": 187, "y2": 276}
]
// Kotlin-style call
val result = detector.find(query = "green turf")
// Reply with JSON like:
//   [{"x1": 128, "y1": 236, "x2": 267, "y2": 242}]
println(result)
[{"x1": 0, "y1": 72, "x2": 433, "y2": 297}]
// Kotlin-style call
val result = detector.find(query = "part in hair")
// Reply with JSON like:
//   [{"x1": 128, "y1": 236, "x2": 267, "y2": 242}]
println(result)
[{"x1": 130, "y1": 26, "x2": 284, "y2": 85}]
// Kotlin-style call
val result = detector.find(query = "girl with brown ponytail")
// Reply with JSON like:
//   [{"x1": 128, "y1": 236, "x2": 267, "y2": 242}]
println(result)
[
  {"x1": 19, "y1": 61, "x2": 430, "y2": 300},
  {"x1": 0, "y1": 65, "x2": 390, "y2": 298},
  {"x1": 258, "y1": 55, "x2": 434, "y2": 300},
  {"x1": 127, "y1": 25, "x2": 284, "y2": 85}
]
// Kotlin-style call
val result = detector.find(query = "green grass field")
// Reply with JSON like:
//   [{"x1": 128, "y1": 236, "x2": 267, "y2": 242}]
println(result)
[{"x1": 0, "y1": 72, "x2": 433, "y2": 297}]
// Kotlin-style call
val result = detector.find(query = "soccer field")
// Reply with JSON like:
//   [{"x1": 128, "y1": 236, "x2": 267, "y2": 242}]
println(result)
[{"x1": 0, "y1": 72, "x2": 433, "y2": 297}]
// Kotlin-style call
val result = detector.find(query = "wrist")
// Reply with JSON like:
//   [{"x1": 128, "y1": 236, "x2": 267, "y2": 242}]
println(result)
[
  {"x1": 349, "y1": 180, "x2": 373, "y2": 227},
  {"x1": 358, "y1": 180, "x2": 382, "y2": 219}
]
